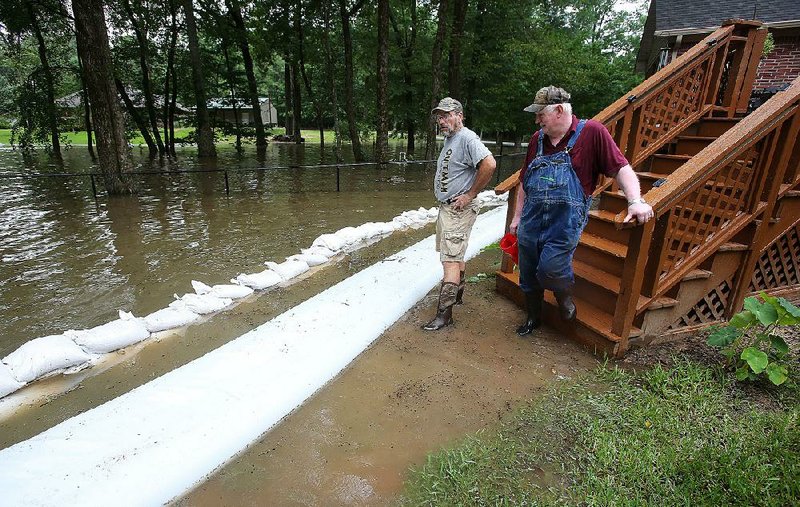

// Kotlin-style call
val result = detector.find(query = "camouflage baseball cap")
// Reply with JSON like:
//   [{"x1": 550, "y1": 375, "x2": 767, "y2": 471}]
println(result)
[
  {"x1": 431, "y1": 97, "x2": 463, "y2": 114},
  {"x1": 523, "y1": 86, "x2": 571, "y2": 113}
]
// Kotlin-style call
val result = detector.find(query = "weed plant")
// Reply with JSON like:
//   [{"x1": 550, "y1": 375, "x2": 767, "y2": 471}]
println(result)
[{"x1": 401, "y1": 359, "x2": 800, "y2": 506}]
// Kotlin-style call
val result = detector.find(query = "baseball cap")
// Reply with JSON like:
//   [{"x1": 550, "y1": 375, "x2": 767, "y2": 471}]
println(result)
[
  {"x1": 523, "y1": 86, "x2": 571, "y2": 113},
  {"x1": 431, "y1": 97, "x2": 463, "y2": 114}
]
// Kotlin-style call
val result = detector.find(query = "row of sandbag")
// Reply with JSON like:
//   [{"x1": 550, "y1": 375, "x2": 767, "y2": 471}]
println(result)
[{"x1": 0, "y1": 192, "x2": 507, "y2": 400}]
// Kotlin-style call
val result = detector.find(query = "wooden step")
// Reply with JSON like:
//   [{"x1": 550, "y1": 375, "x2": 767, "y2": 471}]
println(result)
[
  {"x1": 674, "y1": 136, "x2": 717, "y2": 156},
  {"x1": 598, "y1": 189, "x2": 628, "y2": 214},
  {"x1": 575, "y1": 232, "x2": 628, "y2": 277},
  {"x1": 572, "y1": 259, "x2": 652, "y2": 314},
  {"x1": 584, "y1": 209, "x2": 630, "y2": 243},
  {"x1": 648, "y1": 154, "x2": 691, "y2": 174},
  {"x1": 683, "y1": 269, "x2": 712, "y2": 281},
  {"x1": 542, "y1": 291, "x2": 642, "y2": 341},
  {"x1": 695, "y1": 117, "x2": 739, "y2": 137}
]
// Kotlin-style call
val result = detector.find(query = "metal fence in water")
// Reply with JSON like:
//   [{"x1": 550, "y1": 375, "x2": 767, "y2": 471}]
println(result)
[{"x1": 0, "y1": 152, "x2": 526, "y2": 199}]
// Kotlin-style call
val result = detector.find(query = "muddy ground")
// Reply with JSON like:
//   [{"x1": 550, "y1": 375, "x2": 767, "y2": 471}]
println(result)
[{"x1": 175, "y1": 251, "x2": 600, "y2": 506}]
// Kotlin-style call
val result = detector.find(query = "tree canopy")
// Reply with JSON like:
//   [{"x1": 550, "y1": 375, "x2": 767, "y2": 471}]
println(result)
[{"x1": 0, "y1": 0, "x2": 646, "y2": 165}]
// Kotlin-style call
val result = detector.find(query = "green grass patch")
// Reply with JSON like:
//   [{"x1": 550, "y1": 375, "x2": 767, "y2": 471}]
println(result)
[{"x1": 402, "y1": 359, "x2": 800, "y2": 505}]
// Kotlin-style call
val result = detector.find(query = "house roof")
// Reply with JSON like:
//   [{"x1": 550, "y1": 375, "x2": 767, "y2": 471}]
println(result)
[
  {"x1": 654, "y1": 0, "x2": 800, "y2": 35},
  {"x1": 207, "y1": 97, "x2": 273, "y2": 110}
]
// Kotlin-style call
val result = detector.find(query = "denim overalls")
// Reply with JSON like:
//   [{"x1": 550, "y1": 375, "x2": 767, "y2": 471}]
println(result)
[{"x1": 518, "y1": 120, "x2": 591, "y2": 294}]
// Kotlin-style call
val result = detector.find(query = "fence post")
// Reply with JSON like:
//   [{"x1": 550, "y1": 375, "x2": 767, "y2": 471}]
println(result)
[
  {"x1": 224, "y1": 170, "x2": 230, "y2": 195},
  {"x1": 336, "y1": 165, "x2": 340, "y2": 192},
  {"x1": 89, "y1": 174, "x2": 98, "y2": 199}
]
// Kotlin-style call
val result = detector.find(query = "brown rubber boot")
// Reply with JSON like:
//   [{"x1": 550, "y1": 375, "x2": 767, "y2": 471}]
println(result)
[
  {"x1": 422, "y1": 282, "x2": 458, "y2": 331},
  {"x1": 455, "y1": 270, "x2": 466, "y2": 305}
]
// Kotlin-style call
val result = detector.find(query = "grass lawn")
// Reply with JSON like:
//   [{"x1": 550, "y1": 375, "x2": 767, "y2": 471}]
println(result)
[
  {"x1": 0, "y1": 127, "x2": 338, "y2": 147},
  {"x1": 402, "y1": 358, "x2": 800, "y2": 505}
]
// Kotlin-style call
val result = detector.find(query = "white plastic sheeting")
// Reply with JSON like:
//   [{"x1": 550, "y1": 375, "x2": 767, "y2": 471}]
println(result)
[{"x1": 0, "y1": 205, "x2": 507, "y2": 507}]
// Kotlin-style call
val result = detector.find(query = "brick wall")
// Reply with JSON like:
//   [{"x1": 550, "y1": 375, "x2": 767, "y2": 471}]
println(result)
[{"x1": 754, "y1": 35, "x2": 800, "y2": 90}]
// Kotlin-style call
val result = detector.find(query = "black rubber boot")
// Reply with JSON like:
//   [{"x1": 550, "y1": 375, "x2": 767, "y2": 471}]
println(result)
[
  {"x1": 422, "y1": 282, "x2": 458, "y2": 331},
  {"x1": 455, "y1": 270, "x2": 466, "y2": 305},
  {"x1": 555, "y1": 290, "x2": 577, "y2": 322},
  {"x1": 516, "y1": 289, "x2": 544, "y2": 336}
]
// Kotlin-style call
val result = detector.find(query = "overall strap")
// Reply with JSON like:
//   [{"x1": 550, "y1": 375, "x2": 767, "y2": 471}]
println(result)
[
  {"x1": 564, "y1": 120, "x2": 586, "y2": 154},
  {"x1": 536, "y1": 128, "x2": 545, "y2": 157}
]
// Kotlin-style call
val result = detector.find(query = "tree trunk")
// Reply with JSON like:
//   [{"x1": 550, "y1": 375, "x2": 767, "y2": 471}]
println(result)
[
  {"x1": 116, "y1": 78, "x2": 156, "y2": 155},
  {"x1": 291, "y1": 61, "x2": 302, "y2": 143},
  {"x1": 28, "y1": 5, "x2": 61, "y2": 160},
  {"x1": 448, "y1": 0, "x2": 467, "y2": 101},
  {"x1": 163, "y1": 0, "x2": 178, "y2": 156},
  {"x1": 227, "y1": 0, "x2": 267, "y2": 152},
  {"x1": 426, "y1": 0, "x2": 450, "y2": 160},
  {"x1": 284, "y1": 62, "x2": 293, "y2": 135},
  {"x1": 389, "y1": 2, "x2": 418, "y2": 154},
  {"x1": 295, "y1": 0, "x2": 323, "y2": 151},
  {"x1": 183, "y1": 0, "x2": 216, "y2": 157},
  {"x1": 321, "y1": 2, "x2": 343, "y2": 162},
  {"x1": 73, "y1": 0, "x2": 134, "y2": 195},
  {"x1": 122, "y1": 0, "x2": 165, "y2": 156},
  {"x1": 222, "y1": 42, "x2": 243, "y2": 153},
  {"x1": 339, "y1": 0, "x2": 365, "y2": 162},
  {"x1": 76, "y1": 54, "x2": 95, "y2": 159},
  {"x1": 376, "y1": 0, "x2": 389, "y2": 164}
]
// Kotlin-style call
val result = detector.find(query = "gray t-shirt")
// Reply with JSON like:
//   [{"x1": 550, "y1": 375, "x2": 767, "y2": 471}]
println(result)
[{"x1": 434, "y1": 126, "x2": 492, "y2": 202}]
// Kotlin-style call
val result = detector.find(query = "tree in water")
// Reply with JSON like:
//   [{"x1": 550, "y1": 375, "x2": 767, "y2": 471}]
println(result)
[
  {"x1": 183, "y1": 0, "x2": 216, "y2": 158},
  {"x1": 73, "y1": 0, "x2": 135, "y2": 194},
  {"x1": 375, "y1": 0, "x2": 389, "y2": 164}
]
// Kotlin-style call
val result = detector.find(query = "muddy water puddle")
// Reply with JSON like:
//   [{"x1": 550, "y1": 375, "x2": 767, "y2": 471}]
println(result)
[{"x1": 175, "y1": 252, "x2": 599, "y2": 506}]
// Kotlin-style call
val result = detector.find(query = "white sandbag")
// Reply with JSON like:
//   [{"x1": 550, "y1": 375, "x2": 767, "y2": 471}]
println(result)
[
  {"x1": 265, "y1": 259, "x2": 310, "y2": 280},
  {"x1": 143, "y1": 307, "x2": 200, "y2": 333},
  {"x1": 426, "y1": 206, "x2": 439, "y2": 218},
  {"x1": 312, "y1": 233, "x2": 345, "y2": 252},
  {"x1": 354, "y1": 222, "x2": 386, "y2": 239},
  {"x1": 301, "y1": 245, "x2": 336, "y2": 258},
  {"x1": 392, "y1": 215, "x2": 414, "y2": 227},
  {"x1": 0, "y1": 362, "x2": 24, "y2": 398},
  {"x1": 191, "y1": 280, "x2": 213, "y2": 295},
  {"x1": 170, "y1": 293, "x2": 232, "y2": 315},
  {"x1": 66, "y1": 311, "x2": 150, "y2": 354},
  {"x1": 193, "y1": 280, "x2": 253, "y2": 299},
  {"x1": 233, "y1": 269, "x2": 283, "y2": 290},
  {"x1": 3, "y1": 335, "x2": 93, "y2": 383},
  {"x1": 288, "y1": 252, "x2": 328, "y2": 267},
  {"x1": 334, "y1": 226, "x2": 363, "y2": 246}
]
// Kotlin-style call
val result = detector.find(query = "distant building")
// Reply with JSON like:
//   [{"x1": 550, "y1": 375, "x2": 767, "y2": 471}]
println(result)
[
  {"x1": 55, "y1": 89, "x2": 191, "y2": 128},
  {"x1": 207, "y1": 97, "x2": 277, "y2": 127}
]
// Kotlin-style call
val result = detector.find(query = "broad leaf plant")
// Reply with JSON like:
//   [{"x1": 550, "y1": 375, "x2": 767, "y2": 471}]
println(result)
[{"x1": 707, "y1": 293, "x2": 797, "y2": 385}]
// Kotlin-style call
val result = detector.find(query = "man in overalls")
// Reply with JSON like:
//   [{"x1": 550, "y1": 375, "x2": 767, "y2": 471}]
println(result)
[
  {"x1": 509, "y1": 86, "x2": 654, "y2": 335},
  {"x1": 423, "y1": 97, "x2": 497, "y2": 331}
]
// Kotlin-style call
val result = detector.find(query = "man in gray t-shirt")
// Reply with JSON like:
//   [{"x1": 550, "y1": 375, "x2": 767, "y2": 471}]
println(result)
[{"x1": 423, "y1": 97, "x2": 496, "y2": 331}]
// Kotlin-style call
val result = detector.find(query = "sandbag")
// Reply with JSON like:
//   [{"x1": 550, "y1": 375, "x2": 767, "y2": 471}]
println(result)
[
  {"x1": 287, "y1": 252, "x2": 328, "y2": 267},
  {"x1": 170, "y1": 293, "x2": 232, "y2": 314},
  {"x1": 143, "y1": 307, "x2": 200, "y2": 333},
  {"x1": 265, "y1": 259, "x2": 310, "y2": 280},
  {"x1": 334, "y1": 226, "x2": 362, "y2": 246},
  {"x1": 3, "y1": 334, "x2": 93, "y2": 383},
  {"x1": 233, "y1": 269, "x2": 283, "y2": 290},
  {"x1": 301, "y1": 245, "x2": 337, "y2": 258},
  {"x1": 312, "y1": 233, "x2": 345, "y2": 252},
  {"x1": 0, "y1": 362, "x2": 24, "y2": 398},
  {"x1": 66, "y1": 311, "x2": 150, "y2": 354},
  {"x1": 192, "y1": 280, "x2": 253, "y2": 299}
]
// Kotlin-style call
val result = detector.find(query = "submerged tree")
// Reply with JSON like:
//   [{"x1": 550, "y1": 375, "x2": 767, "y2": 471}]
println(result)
[{"x1": 73, "y1": 0, "x2": 135, "y2": 194}]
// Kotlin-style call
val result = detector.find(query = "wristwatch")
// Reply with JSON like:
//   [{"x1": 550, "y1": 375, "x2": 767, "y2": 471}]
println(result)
[{"x1": 627, "y1": 197, "x2": 647, "y2": 206}]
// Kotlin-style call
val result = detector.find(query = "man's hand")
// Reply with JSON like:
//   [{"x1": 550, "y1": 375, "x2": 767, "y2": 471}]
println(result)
[
  {"x1": 624, "y1": 201, "x2": 654, "y2": 224},
  {"x1": 509, "y1": 215, "x2": 520, "y2": 234},
  {"x1": 451, "y1": 193, "x2": 474, "y2": 210}
]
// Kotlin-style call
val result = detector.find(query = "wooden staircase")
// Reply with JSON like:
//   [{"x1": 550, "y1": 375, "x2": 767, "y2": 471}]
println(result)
[{"x1": 495, "y1": 20, "x2": 800, "y2": 357}]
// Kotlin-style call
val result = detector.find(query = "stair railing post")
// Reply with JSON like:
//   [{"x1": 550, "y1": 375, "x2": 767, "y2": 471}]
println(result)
[
  {"x1": 718, "y1": 20, "x2": 765, "y2": 117},
  {"x1": 611, "y1": 220, "x2": 656, "y2": 353},
  {"x1": 500, "y1": 183, "x2": 518, "y2": 274}
]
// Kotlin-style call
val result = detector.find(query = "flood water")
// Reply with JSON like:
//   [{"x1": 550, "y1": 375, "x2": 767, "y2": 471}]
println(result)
[{"x1": 0, "y1": 142, "x2": 522, "y2": 358}]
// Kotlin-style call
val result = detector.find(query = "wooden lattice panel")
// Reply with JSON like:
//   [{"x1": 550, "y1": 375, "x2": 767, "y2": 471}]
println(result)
[
  {"x1": 661, "y1": 150, "x2": 758, "y2": 273},
  {"x1": 749, "y1": 223, "x2": 800, "y2": 292},
  {"x1": 636, "y1": 61, "x2": 708, "y2": 152},
  {"x1": 669, "y1": 280, "x2": 732, "y2": 329}
]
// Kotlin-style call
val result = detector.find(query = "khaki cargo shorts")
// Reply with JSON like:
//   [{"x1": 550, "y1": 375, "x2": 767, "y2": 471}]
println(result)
[{"x1": 436, "y1": 199, "x2": 480, "y2": 262}]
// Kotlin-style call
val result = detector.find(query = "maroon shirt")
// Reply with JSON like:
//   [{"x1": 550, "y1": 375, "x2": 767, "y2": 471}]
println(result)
[{"x1": 519, "y1": 115, "x2": 628, "y2": 196}]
